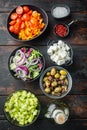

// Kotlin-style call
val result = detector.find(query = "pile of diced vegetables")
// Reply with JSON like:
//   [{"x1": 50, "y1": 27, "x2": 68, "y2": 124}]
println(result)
[
  {"x1": 9, "y1": 6, "x2": 45, "y2": 40},
  {"x1": 4, "y1": 90, "x2": 40, "y2": 126}
]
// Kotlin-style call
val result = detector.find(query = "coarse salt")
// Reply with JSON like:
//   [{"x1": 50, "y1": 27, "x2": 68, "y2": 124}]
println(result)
[{"x1": 52, "y1": 7, "x2": 68, "y2": 18}]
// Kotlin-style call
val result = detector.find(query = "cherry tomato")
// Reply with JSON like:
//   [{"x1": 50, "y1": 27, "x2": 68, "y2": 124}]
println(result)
[
  {"x1": 16, "y1": 18, "x2": 22, "y2": 25},
  {"x1": 18, "y1": 14, "x2": 22, "y2": 18},
  {"x1": 28, "y1": 10, "x2": 33, "y2": 15},
  {"x1": 10, "y1": 13, "x2": 18, "y2": 20},
  {"x1": 20, "y1": 22, "x2": 25, "y2": 29},
  {"x1": 22, "y1": 13, "x2": 30, "y2": 21},
  {"x1": 14, "y1": 23, "x2": 20, "y2": 34},
  {"x1": 9, "y1": 20, "x2": 16, "y2": 25},
  {"x1": 23, "y1": 6, "x2": 30, "y2": 13},
  {"x1": 16, "y1": 6, "x2": 23, "y2": 15},
  {"x1": 9, "y1": 26, "x2": 14, "y2": 33}
]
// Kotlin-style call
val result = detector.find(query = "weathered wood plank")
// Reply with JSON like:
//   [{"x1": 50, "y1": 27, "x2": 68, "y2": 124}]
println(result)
[
  {"x1": 0, "y1": 119, "x2": 87, "y2": 130},
  {"x1": 0, "y1": 95, "x2": 87, "y2": 119},
  {"x1": 0, "y1": 14, "x2": 86, "y2": 45},
  {"x1": 0, "y1": 46, "x2": 87, "y2": 95},
  {"x1": 0, "y1": 0, "x2": 87, "y2": 12}
]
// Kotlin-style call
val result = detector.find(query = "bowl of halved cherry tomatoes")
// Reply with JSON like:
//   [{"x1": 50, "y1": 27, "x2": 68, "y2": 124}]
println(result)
[{"x1": 7, "y1": 5, "x2": 48, "y2": 41}]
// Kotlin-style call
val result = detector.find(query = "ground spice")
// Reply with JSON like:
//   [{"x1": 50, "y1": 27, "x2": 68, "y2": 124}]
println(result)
[{"x1": 55, "y1": 24, "x2": 67, "y2": 37}]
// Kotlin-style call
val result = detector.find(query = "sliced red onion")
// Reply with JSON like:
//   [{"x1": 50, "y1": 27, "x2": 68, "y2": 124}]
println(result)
[
  {"x1": 15, "y1": 57, "x2": 26, "y2": 66},
  {"x1": 25, "y1": 58, "x2": 40, "y2": 67},
  {"x1": 10, "y1": 56, "x2": 14, "y2": 64},
  {"x1": 27, "y1": 48, "x2": 33, "y2": 55},
  {"x1": 19, "y1": 65, "x2": 29, "y2": 75},
  {"x1": 14, "y1": 50, "x2": 26, "y2": 66},
  {"x1": 16, "y1": 68, "x2": 26, "y2": 78},
  {"x1": 15, "y1": 66, "x2": 29, "y2": 78},
  {"x1": 30, "y1": 58, "x2": 40, "y2": 65},
  {"x1": 21, "y1": 48, "x2": 27, "y2": 53},
  {"x1": 25, "y1": 48, "x2": 33, "y2": 58},
  {"x1": 38, "y1": 63, "x2": 43, "y2": 70}
]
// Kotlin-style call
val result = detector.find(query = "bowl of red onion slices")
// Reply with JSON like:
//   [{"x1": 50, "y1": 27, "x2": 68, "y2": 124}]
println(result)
[{"x1": 8, "y1": 46, "x2": 45, "y2": 82}]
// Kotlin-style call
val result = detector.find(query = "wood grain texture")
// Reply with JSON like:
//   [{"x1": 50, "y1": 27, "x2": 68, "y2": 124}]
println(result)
[
  {"x1": 0, "y1": 13, "x2": 87, "y2": 45},
  {"x1": 0, "y1": 0, "x2": 87, "y2": 45},
  {"x1": 1, "y1": 95, "x2": 87, "y2": 119},
  {"x1": 0, "y1": 119, "x2": 87, "y2": 130},
  {"x1": 0, "y1": 0, "x2": 87, "y2": 129},
  {"x1": 0, "y1": 46, "x2": 87, "y2": 96}
]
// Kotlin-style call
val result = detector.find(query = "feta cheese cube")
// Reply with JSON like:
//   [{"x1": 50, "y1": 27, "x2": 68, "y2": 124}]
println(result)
[
  {"x1": 47, "y1": 46, "x2": 53, "y2": 55},
  {"x1": 65, "y1": 44, "x2": 70, "y2": 51},
  {"x1": 57, "y1": 59, "x2": 66, "y2": 65}
]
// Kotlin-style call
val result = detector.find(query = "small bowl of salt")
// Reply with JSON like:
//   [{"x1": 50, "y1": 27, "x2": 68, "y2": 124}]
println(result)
[{"x1": 51, "y1": 4, "x2": 70, "y2": 19}]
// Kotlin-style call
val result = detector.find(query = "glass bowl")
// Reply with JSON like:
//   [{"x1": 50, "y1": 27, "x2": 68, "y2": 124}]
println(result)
[
  {"x1": 51, "y1": 4, "x2": 70, "y2": 19},
  {"x1": 8, "y1": 45, "x2": 45, "y2": 82},
  {"x1": 4, "y1": 90, "x2": 41, "y2": 127},
  {"x1": 7, "y1": 5, "x2": 48, "y2": 42},
  {"x1": 39, "y1": 66, "x2": 72, "y2": 99}
]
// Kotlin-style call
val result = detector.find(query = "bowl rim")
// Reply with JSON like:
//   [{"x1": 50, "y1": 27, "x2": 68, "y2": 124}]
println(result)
[
  {"x1": 8, "y1": 45, "x2": 45, "y2": 82},
  {"x1": 54, "y1": 23, "x2": 69, "y2": 38},
  {"x1": 51, "y1": 4, "x2": 70, "y2": 19},
  {"x1": 39, "y1": 66, "x2": 72, "y2": 99},
  {"x1": 47, "y1": 40, "x2": 73, "y2": 66},
  {"x1": 7, "y1": 4, "x2": 48, "y2": 42},
  {"x1": 4, "y1": 90, "x2": 41, "y2": 127}
]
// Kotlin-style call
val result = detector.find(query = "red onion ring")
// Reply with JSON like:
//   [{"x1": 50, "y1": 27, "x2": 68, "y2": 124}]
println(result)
[
  {"x1": 14, "y1": 50, "x2": 26, "y2": 66},
  {"x1": 16, "y1": 66, "x2": 29, "y2": 78}
]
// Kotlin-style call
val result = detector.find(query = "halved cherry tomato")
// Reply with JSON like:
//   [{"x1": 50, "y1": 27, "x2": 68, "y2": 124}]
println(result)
[
  {"x1": 23, "y1": 6, "x2": 30, "y2": 13},
  {"x1": 16, "y1": 6, "x2": 23, "y2": 15},
  {"x1": 22, "y1": 13, "x2": 30, "y2": 21},
  {"x1": 9, "y1": 20, "x2": 16, "y2": 25},
  {"x1": 9, "y1": 26, "x2": 14, "y2": 33},
  {"x1": 10, "y1": 13, "x2": 18, "y2": 20}
]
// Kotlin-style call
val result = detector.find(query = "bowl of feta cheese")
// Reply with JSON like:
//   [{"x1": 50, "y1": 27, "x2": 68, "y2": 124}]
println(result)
[{"x1": 47, "y1": 40, "x2": 73, "y2": 66}]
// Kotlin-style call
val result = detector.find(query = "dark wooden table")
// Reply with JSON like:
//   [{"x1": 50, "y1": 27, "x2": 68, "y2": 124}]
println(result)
[{"x1": 0, "y1": 0, "x2": 87, "y2": 130}]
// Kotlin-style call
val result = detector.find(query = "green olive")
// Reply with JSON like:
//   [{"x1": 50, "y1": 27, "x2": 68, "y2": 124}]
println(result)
[
  {"x1": 46, "y1": 72, "x2": 51, "y2": 76},
  {"x1": 54, "y1": 73, "x2": 60, "y2": 79},
  {"x1": 60, "y1": 70, "x2": 67, "y2": 76},
  {"x1": 45, "y1": 80, "x2": 50, "y2": 87},
  {"x1": 58, "y1": 81, "x2": 61, "y2": 84},
  {"x1": 47, "y1": 76, "x2": 53, "y2": 81},
  {"x1": 62, "y1": 86, "x2": 67, "y2": 90},
  {"x1": 54, "y1": 87, "x2": 62, "y2": 93},
  {"x1": 52, "y1": 91, "x2": 55, "y2": 95},
  {"x1": 60, "y1": 75, "x2": 66, "y2": 80},
  {"x1": 61, "y1": 86, "x2": 68, "y2": 93},
  {"x1": 43, "y1": 77, "x2": 48, "y2": 82},
  {"x1": 51, "y1": 68, "x2": 56, "y2": 76},
  {"x1": 44, "y1": 88, "x2": 50, "y2": 93},
  {"x1": 51, "y1": 81, "x2": 57, "y2": 87},
  {"x1": 65, "y1": 79, "x2": 68, "y2": 85}
]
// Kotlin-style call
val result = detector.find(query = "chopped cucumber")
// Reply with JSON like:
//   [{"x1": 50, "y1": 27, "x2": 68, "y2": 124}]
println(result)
[{"x1": 4, "y1": 90, "x2": 40, "y2": 126}]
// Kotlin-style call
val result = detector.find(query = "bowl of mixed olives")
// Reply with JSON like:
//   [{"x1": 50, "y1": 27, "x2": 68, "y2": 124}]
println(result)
[{"x1": 39, "y1": 66, "x2": 72, "y2": 99}]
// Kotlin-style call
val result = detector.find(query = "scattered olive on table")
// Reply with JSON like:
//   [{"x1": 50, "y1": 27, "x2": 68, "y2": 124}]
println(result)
[{"x1": 42, "y1": 67, "x2": 68, "y2": 96}]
